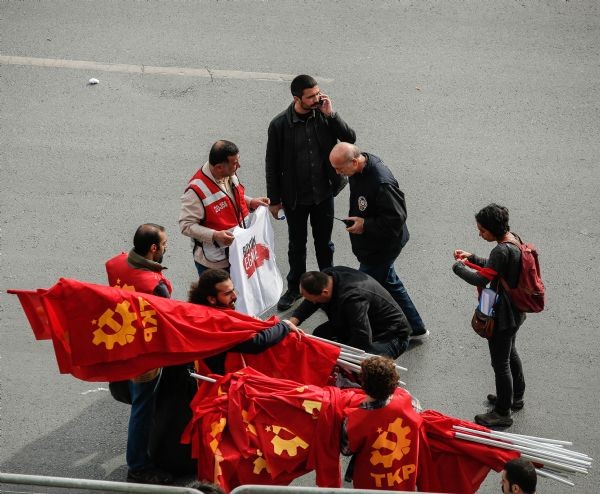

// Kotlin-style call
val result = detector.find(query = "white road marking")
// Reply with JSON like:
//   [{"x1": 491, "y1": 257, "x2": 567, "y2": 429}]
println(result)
[
  {"x1": 80, "y1": 387, "x2": 109, "y2": 395},
  {"x1": 0, "y1": 55, "x2": 334, "y2": 83}
]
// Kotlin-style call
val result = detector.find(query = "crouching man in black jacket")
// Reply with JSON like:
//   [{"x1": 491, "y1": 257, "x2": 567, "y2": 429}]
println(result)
[{"x1": 288, "y1": 266, "x2": 410, "y2": 359}]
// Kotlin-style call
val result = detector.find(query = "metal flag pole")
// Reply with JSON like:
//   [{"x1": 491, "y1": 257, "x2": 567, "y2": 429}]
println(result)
[
  {"x1": 535, "y1": 468, "x2": 575, "y2": 487},
  {"x1": 189, "y1": 372, "x2": 217, "y2": 383}
]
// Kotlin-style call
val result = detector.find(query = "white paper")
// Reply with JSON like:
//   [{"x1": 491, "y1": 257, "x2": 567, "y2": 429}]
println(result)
[{"x1": 478, "y1": 288, "x2": 498, "y2": 316}]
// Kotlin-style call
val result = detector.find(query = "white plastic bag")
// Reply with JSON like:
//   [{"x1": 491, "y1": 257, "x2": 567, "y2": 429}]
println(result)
[{"x1": 229, "y1": 206, "x2": 283, "y2": 316}]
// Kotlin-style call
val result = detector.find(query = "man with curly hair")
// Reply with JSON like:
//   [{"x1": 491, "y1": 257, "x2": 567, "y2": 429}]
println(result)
[{"x1": 341, "y1": 356, "x2": 422, "y2": 491}]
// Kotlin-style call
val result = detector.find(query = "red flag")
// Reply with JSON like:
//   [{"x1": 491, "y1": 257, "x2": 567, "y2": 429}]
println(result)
[
  {"x1": 184, "y1": 371, "x2": 524, "y2": 493},
  {"x1": 184, "y1": 368, "x2": 363, "y2": 491},
  {"x1": 224, "y1": 332, "x2": 341, "y2": 387},
  {"x1": 464, "y1": 260, "x2": 498, "y2": 281},
  {"x1": 417, "y1": 409, "x2": 519, "y2": 494},
  {"x1": 10, "y1": 279, "x2": 280, "y2": 381},
  {"x1": 8, "y1": 289, "x2": 53, "y2": 339}
]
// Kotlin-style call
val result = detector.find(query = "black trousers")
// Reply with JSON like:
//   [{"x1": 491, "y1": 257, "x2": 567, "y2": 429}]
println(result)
[
  {"x1": 488, "y1": 326, "x2": 526, "y2": 414},
  {"x1": 284, "y1": 197, "x2": 334, "y2": 289}
]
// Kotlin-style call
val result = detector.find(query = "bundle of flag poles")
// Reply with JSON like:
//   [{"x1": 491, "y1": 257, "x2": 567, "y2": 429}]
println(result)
[
  {"x1": 190, "y1": 333, "x2": 409, "y2": 387},
  {"x1": 453, "y1": 425, "x2": 593, "y2": 487},
  {"x1": 305, "y1": 333, "x2": 408, "y2": 386}
]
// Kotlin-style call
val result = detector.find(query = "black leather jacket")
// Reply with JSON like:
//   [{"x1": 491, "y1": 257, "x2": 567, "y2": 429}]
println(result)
[
  {"x1": 265, "y1": 103, "x2": 356, "y2": 209},
  {"x1": 292, "y1": 266, "x2": 410, "y2": 350}
]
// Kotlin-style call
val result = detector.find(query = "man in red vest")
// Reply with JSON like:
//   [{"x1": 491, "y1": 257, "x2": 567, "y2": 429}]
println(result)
[
  {"x1": 105, "y1": 224, "x2": 173, "y2": 484},
  {"x1": 179, "y1": 140, "x2": 270, "y2": 276}
]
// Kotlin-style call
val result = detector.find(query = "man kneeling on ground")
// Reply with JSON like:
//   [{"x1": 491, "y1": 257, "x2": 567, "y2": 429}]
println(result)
[{"x1": 289, "y1": 266, "x2": 410, "y2": 359}]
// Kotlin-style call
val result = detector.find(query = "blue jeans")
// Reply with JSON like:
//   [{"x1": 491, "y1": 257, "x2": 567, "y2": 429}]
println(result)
[
  {"x1": 313, "y1": 321, "x2": 408, "y2": 359},
  {"x1": 127, "y1": 374, "x2": 161, "y2": 471},
  {"x1": 369, "y1": 337, "x2": 409, "y2": 359},
  {"x1": 359, "y1": 260, "x2": 425, "y2": 332}
]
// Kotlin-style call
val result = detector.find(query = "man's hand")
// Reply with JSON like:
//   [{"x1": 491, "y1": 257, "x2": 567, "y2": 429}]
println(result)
[
  {"x1": 283, "y1": 319, "x2": 305, "y2": 340},
  {"x1": 250, "y1": 197, "x2": 270, "y2": 209},
  {"x1": 287, "y1": 316, "x2": 300, "y2": 326},
  {"x1": 269, "y1": 203, "x2": 283, "y2": 219},
  {"x1": 346, "y1": 216, "x2": 364, "y2": 234},
  {"x1": 213, "y1": 229, "x2": 235, "y2": 246},
  {"x1": 318, "y1": 92, "x2": 334, "y2": 117}
]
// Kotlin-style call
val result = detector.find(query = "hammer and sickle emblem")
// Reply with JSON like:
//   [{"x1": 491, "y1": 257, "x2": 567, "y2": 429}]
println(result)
[
  {"x1": 270, "y1": 425, "x2": 309, "y2": 457},
  {"x1": 92, "y1": 300, "x2": 137, "y2": 349},
  {"x1": 252, "y1": 450, "x2": 270, "y2": 475},
  {"x1": 370, "y1": 417, "x2": 412, "y2": 467}
]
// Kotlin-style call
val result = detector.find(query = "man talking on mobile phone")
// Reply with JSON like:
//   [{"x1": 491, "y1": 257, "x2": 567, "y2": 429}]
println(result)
[{"x1": 265, "y1": 74, "x2": 356, "y2": 310}]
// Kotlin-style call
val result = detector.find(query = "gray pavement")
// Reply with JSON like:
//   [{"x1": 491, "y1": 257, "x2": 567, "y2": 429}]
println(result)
[{"x1": 1, "y1": 1, "x2": 599, "y2": 492}]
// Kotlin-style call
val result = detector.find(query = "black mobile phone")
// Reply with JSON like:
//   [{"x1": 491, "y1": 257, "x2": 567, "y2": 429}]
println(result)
[
  {"x1": 332, "y1": 215, "x2": 354, "y2": 227},
  {"x1": 317, "y1": 97, "x2": 324, "y2": 106}
]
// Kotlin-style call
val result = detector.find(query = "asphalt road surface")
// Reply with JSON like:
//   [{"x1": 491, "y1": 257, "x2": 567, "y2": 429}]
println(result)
[{"x1": 1, "y1": 1, "x2": 599, "y2": 492}]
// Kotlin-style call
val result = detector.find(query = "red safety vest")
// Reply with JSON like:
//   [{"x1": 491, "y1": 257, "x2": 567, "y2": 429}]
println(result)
[
  {"x1": 186, "y1": 168, "x2": 249, "y2": 231},
  {"x1": 105, "y1": 252, "x2": 173, "y2": 296},
  {"x1": 346, "y1": 389, "x2": 422, "y2": 491}
]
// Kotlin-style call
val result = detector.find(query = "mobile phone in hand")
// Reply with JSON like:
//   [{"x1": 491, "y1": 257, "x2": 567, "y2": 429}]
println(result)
[{"x1": 332, "y1": 215, "x2": 354, "y2": 227}]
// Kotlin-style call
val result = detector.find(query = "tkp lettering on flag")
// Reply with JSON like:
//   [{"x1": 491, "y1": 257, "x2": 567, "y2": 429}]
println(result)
[
  {"x1": 242, "y1": 236, "x2": 271, "y2": 278},
  {"x1": 91, "y1": 296, "x2": 158, "y2": 350}
]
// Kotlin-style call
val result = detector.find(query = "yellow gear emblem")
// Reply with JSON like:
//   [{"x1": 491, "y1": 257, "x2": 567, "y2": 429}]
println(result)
[
  {"x1": 252, "y1": 449, "x2": 270, "y2": 475},
  {"x1": 270, "y1": 425, "x2": 309, "y2": 457},
  {"x1": 370, "y1": 417, "x2": 411, "y2": 467},
  {"x1": 209, "y1": 417, "x2": 227, "y2": 454},
  {"x1": 302, "y1": 399, "x2": 322, "y2": 416},
  {"x1": 92, "y1": 300, "x2": 137, "y2": 349}
]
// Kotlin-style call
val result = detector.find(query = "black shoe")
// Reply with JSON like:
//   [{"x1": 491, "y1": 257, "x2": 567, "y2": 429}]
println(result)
[
  {"x1": 474, "y1": 410, "x2": 513, "y2": 428},
  {"x1": 487, "y1": 394, "x2": 524, "y2": 411},
  {"x1": 127, "y1": 467, "x2": 173, "y2": 485},
  {"x1": 277, "y1": 289, "x2": 301, "y2": 311},
  {"x1": 410, "y1": 327, "x2": 430, "y2": 341}
]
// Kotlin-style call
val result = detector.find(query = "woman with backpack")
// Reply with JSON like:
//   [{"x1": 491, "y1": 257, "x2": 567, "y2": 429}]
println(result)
[{"x1": 452, "y1": 203, "x2": 526, "y2": 427}]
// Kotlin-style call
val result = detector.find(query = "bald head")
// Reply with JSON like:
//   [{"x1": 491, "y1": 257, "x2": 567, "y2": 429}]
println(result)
[{"x1": 329, "y1": 142, "x2": 364, "y2": 177}]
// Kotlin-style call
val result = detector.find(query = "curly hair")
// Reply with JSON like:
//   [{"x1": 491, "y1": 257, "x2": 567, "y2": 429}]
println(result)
[
  {"x1": 189, "y1": 269, "x2": 231, "y2": 305},
  {"x1": 475, "y1": 203, "x2": 510, "y2": 239},
  {"x1": 360, "y1": 356, "x2": 399, "y2": 401}
]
